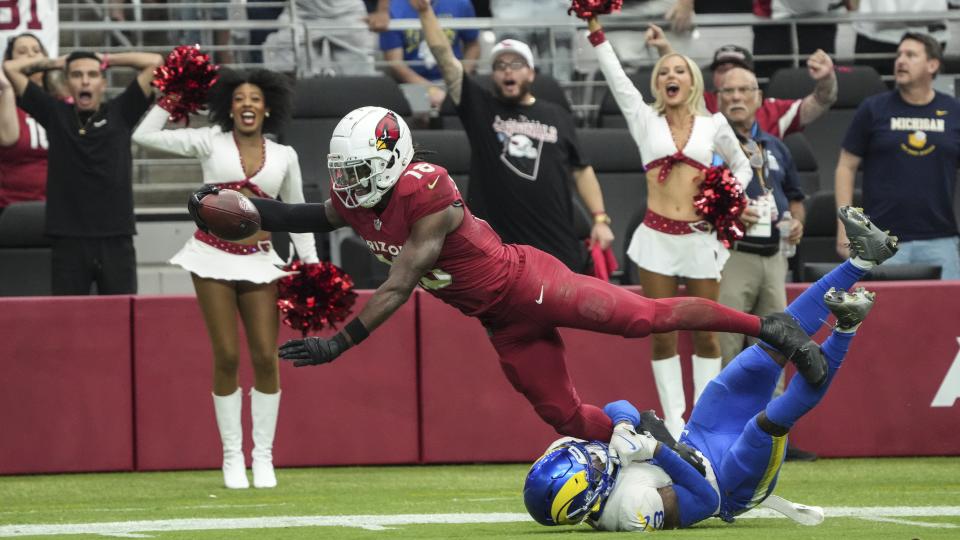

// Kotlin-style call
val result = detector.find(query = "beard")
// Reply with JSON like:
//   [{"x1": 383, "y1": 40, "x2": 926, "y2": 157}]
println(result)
[{"x1": 494, "y1": 78, "x2": 532, "y2": 105}]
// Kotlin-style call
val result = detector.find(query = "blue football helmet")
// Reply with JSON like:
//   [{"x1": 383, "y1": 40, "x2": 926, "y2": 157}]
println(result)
[{"x1": 523, "y1": 440, "x2": 619, "y2": 526}]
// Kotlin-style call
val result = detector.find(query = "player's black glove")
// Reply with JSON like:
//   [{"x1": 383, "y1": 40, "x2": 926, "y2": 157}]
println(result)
[
  {"x1": 639, "y1": 410, "x2": 706, "y2": 476},
  {"x1": 187, "y1": 184, "x2": 220, "y2": 233},
  {"x1": 279, "y1": 334, "x2": 349, "y2": 367}
]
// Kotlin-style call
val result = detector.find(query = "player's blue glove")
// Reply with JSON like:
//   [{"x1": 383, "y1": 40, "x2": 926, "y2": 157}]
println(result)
[
  {"x1": 279, "y1": 335, "x2": 348, "y2": 367},
  {"x1": 187, "y1": 184, "x2": 220, "y2": 233},
  {"x1": 604, "y1": 400, "x2": 642, "y2": 426}
]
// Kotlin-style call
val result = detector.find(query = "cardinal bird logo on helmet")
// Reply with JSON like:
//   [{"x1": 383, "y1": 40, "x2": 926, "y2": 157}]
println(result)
[{"x1": 375, "y1": 112, "x2": 401, "y2": 152}]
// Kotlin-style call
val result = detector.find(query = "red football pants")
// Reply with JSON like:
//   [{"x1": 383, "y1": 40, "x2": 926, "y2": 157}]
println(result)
[{"x1": 485, "y1": 245, "x2": 762, "y2": 442}]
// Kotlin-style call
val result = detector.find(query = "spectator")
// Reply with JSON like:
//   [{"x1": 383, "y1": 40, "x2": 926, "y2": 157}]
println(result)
[
  {"x1": 262, "y1": 0, "x2": 385, "y2": 77},
  {"x1": 601, "y1": 0, "x2": 697, "y2": 68},
  {"x1": 586, "y1": 13, "x2": 753, "y2": 439},
  {"x1": 647, "y1": 26, "x2": 838, "y2": 140},
  {"x1": 3, "y1": 49, "x2": 163, "y2": 295},
  {"x1": 382, "y1": 0, "x2": 480, "y2": 111},
  {"x1": 835, "y1": 32, "x2": 960, "y2": 280},
  {"x1": 0, "y1": 33, "x2": 54, "y2": 217},
  {"x1": 133, "y1": 69, "x2": 319, "y2": 489},
  {"x1": 851, "y1": 0, "x2": 953, "y2": 80},
  {"x1": 168, "y1": 0, "x2": 235, "y2": 64},
  {"x1": 490, "y1": 0, "x2": 575, "y2": 81},
  {"x1": 715, "y1": 66, "x2": 817, "y2": 462},
  {"x1": 414, "y1": 0, "x2": 613, "y2": 274},
  {"x1": 751, "y1": 0, "x2": 851, "y2": 80}
]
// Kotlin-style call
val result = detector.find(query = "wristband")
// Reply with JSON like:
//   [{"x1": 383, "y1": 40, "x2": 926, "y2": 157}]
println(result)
[
  {"x1": 592, "y1": 211, "x2": 611, "y2": 225},
  {"x1": 343, "y1": 318, "x2": 370, "y2": 346},
  {"x1": 588, "y1": 29, "x2": 606, "y2": 47},
  {"x1": 100, "y1": 53, "x2": 110, "y2": 71}
]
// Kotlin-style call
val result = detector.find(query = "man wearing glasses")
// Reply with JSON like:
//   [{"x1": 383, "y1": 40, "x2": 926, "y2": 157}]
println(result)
[
  {"x1": 646, "y1": 29, "x2": 838, "y2": 140},
  {"x1": 714, "y1": 67, "x2": 813, "y2": 461},
  {"x1": 410, "y1": 0, "x2": 614, "y2": 275}
]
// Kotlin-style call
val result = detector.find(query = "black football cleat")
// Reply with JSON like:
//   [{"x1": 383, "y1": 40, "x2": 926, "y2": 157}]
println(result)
[
  {"x1": 838, "y1": 206, "x2": 899, "y2": 264},
  {"x1": 759, "y1": 312, "x2": 829, "y2": 388},
  {"x1": 824, "y1": 286, "x2": 876, "y2": 331}
]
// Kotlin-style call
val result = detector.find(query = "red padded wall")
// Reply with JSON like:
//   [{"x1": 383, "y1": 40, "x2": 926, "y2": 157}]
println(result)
[
  {"x1": 133, "y1": 293, "x2": 418, "y2": 471},
  {"x1": 417, "y1": 288, "x2": 696, "y2": 463},
  {"x1": 788, "y1": 281, "x2": 960, "y2": 457},
  {"x1": 0, "y1": 297, "x2": 133, "y2": 474}
]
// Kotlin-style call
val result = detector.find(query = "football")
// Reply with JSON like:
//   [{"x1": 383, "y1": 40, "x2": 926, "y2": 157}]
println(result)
[{"x1": 198, "y1": 189, "x2": 261, "y2": 241}]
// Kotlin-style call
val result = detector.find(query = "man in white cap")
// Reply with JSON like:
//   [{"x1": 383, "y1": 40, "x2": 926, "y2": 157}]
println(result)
[{"x1": 411, "y1": 0, "x2": 614, "y2": 275}]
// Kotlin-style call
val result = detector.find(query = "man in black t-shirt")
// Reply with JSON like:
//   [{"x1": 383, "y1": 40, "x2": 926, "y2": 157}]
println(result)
[
  {"x1": 412, "y1": 0, "x2": 613, "y2": 273},
  {"x1": 4, "y1": 49, "x2": 163, "y2": 294}
]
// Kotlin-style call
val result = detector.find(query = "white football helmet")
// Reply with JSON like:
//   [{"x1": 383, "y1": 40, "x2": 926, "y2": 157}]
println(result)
[{"x1": 328, "y1": 106, "x2": 414, "y2": 209}]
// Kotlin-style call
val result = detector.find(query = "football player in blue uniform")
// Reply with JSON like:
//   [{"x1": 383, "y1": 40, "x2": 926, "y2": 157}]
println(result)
[{"x1": 523, "y1": 206, "x2": 898, "y2": 531}]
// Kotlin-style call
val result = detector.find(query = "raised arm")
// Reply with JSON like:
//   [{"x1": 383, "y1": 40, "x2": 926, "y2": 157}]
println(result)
[
  {"x1": 132, "y1": 105, "x2": 214, "y2": 157},
  {"x1": 587, "y1": 17, "x2": 650, "y2": 143},
  {"x1": 414, "y1": 0, "x2": 465, "y2": 105},
  {"x1": 3, "y1": 55, "x2": 63, "y2": 97},
  {"x1": 0, "y1": 67, "x2": 19, "y2": 146},
  {"x1": 834, "y1": 149, "x2": 861, "y2": 258},
  {"x1": 105, "y1": 52, "x2": 164, "y2": 98},
  {"x1": 798, "y1": 49, "x2": 838, "y2": 127}
]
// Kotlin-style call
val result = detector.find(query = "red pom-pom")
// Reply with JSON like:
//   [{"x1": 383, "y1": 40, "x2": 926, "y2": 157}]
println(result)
[
  {"x1": 152, "y1": 45, "x2": 219, "y2": 125},
  {"x1": 568, "y1": 0, "x2": 623, "y2": 20},
  {"x1": 277, "y1": 261, "x2": 358, "y2": 337},
  {"x1": 693, "y1": 165, "x2": 749, "y2": 248}
]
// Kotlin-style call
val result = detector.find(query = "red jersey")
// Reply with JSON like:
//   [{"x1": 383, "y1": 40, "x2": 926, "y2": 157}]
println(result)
[
  {"x1": 0, "y1": 108, "x2": 48, "y2": 207},
  {"x1": 331, "y1": 161, "x2": 521, "y2": 318},
  {"x1": 704, "y1": 91, "x2": 803, "y2": 139}
]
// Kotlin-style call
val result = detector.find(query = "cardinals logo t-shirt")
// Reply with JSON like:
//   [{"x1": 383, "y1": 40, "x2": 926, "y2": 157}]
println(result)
[{"x1": 456, "y1": 74, "x2": 589, "y2": 272}]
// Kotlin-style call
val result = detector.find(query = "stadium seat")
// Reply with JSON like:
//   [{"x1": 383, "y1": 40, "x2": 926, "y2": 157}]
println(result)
[
  {"x1": 281, "y1": 76, "x2": 414, "y2": 193},
  {"x1": 436, "y1": 73, "x2": 572, "y2": 129},
  {"x1": 795, "y1": 189, "x2": 862, "y2": 280},
  {"x1": 767, "y1": 66, "x2": 887, "y2": 178},
  {"x1": 801, "y1": 262, "x2": 941, "y2": 282},
  {"x1": 783, "y1": 132, "x2": 820, "y2": 195},
  {"x1": 0, "y1": 201, "x2": 51, "y2": 296},
  {"x1": 410, "y1": 130, "x2": 471, "y2": 196},
  {"x1": 597, "y1": 66, "x2": 654, "y2": 128},
  {"x1": 578, "y1": 128, "x2": 646, "y2": 276}
]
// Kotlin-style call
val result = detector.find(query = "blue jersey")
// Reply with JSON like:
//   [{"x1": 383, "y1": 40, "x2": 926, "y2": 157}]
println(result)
[
  {"x1": 842, "y1": 90, "x2": 960, "y2": 241},
  {"x1": 379, "y1": 0, "x2": 479, "y2": 81}
]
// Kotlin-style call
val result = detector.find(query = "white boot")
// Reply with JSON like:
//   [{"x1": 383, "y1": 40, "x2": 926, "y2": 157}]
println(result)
[
  {"x1": 213, "y1": 388, "x2": 249, "y2": 489},
  {"x1": 692, "y1": 355, "x2": 722, "y2": 405},
  {"x1": 250, "y1": 388, "x2": 280, "y2": 488},
  {"x1": 652, "y1": 355, "x2": 686, "y2": 440}
]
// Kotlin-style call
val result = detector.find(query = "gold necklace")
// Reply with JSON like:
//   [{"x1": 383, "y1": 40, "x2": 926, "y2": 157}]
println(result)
[{"x1": 76, "y1": 109, "x2": 98, "y2": 136}]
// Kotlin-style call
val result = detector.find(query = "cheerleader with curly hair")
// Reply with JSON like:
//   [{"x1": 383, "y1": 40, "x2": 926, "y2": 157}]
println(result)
[{"x1": 133, "y1": 68, "x2": 318, "y2": 489}]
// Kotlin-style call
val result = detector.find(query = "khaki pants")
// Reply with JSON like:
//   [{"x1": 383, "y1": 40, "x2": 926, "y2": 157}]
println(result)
[{"x1": 718, "y1": 249, "x2": 789, "y2": 392}]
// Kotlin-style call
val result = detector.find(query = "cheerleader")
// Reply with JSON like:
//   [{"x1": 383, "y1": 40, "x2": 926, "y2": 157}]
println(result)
[
  {"x1": 583, "y1": 12, "x2": 752, "y2": 439},
  {"x1": 133, "y1": 68, "x2": 318, "y2": 489}
]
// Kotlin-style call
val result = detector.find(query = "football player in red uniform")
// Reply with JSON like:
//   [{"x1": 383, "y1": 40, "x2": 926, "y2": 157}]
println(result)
[{"x1": 189, "y1": 106, "x2": 827, "y2": 443}]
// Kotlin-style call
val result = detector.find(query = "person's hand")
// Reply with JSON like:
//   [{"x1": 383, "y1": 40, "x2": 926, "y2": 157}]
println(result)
[
  {"x1": 427, "y1": 85, "x2": 447, "y2": 109},
  {"x1": 644, "y1": 23, "x2": 671, "y2": 52},
  {"x1": 806, "y1": 49, "x2": 834, "y2": 81},
  {"x1": 365, "y1": 9, "x2": 390, "y2": 32},
  {"x1": 610, "y1": 423, "x2": 659, "y2": 463},
  {"x1": 590, "y1": 222, "x2": 614, "y2": 250},
  {"x1": 409, "y1": 0, "x2": 432, "y2": 13},
  {"x1": 278, "y1": 335, "x2": 347, "y2": 367},
  {"x1": 187, "y1": 184, "x2": 220, "y2": 233},
  {"x1": 739, "y1": 204, "x2": 760, "y2": 227},
  {"x1": 639, "y1": 410, "x2": 706, "y2": 475},
  {"x1": 665, "y1": 0, "x2": 695, "y2": 33},
  {"x1": 789, "y1": 218, "x2": 804, "y2": 244}
]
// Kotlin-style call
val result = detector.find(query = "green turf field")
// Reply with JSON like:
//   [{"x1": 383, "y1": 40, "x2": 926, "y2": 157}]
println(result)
[{"x1": 1, "y1": 458, "x2": 958, "y2": 538}]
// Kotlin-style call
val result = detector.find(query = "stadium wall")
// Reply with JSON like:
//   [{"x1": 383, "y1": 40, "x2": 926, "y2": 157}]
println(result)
[{"x1": 1, "y1": 282, "x2": 959, "y2": 474}]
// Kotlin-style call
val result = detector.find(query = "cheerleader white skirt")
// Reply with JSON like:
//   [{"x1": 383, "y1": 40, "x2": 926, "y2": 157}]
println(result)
[
  {"x1": 626, "y1": 223, "x2": 730, "y2": 280},
  {"x1": 170, "y1": 237, "x2": 296, "y2": 284}
]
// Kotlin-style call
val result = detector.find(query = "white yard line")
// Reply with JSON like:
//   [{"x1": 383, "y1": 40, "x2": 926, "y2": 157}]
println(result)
[
  {"x1": 858, "y1": 516, "x2": 958, "y2": 529},
  {"x1": 1, "y1": 507, "x2": 959, "y2": 537}
]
